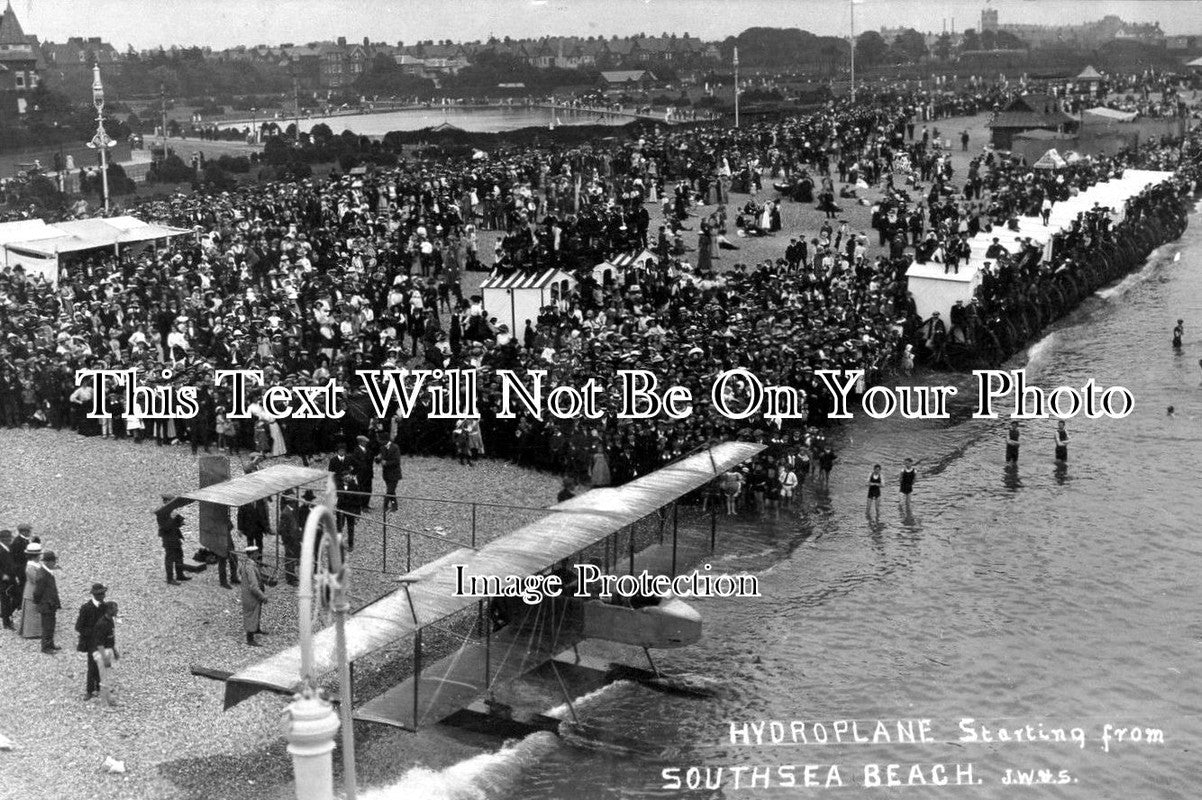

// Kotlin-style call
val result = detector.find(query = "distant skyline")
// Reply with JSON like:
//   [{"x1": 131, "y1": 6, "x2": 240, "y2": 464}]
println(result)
[{"x1": 15, "y1": 0, "x2": 1200, "y2": 51}]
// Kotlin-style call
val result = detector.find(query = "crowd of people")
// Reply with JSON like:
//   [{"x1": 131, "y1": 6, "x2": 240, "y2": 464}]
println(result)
[
  {"x1": 0, "y1": 524, "x2": 119, "y2": 701},
  {"x1": 0, "y1": 75, "x2": 1199, "y2": 492}
]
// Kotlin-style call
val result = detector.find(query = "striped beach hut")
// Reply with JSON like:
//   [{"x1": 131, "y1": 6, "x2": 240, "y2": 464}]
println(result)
[
  {"x1": 480, "y1": 267, "x2": 576, "y2": 333},
  {"x1": 594, "y1": 248, "x2": 657, "y2": 286}
]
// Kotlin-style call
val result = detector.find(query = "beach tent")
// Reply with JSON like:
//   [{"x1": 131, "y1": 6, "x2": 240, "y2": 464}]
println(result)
[
  {"x1": 904, "y1": 261, "x2": 982, "y2": 323},
  {"x1": 958, "y1": 169, "x2": 1175, "y2": 269},
  {"x1": 2, "y1": 216, "x2": 191, "y2": 284},
  {"x1": 1033, "y1": 149, "x2": 1068, "y2": 170},
  {"x1": 594, "y1": 248, "x2": 656, "y2": 286},
  {"x1": 1081, "y1": 106, "x2": 1138, "y2": 123},
  {"x1": 481, "y1": 267, "x2": 576, "y2": 334},
  {"x1": 0, "y1": 220, "x2": 63, "y2": 282}
]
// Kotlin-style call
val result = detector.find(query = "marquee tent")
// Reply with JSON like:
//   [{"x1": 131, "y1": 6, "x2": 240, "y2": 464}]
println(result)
[
  {"x1": 1, "y1": 215, "x2": 191, "y2": 283},
  {"x1": 0, "y1": 220, "x2": 63, "y2": 282},
  {"x1": 1081, "y1": 106, "x2": 1138, "y2": 123},
  {"x1": 907, "y1": 169, "x2": 1174, "y2": 322},
  {"x1": 1033, "y1": 149, "x2": 1067, "y2": 170}
]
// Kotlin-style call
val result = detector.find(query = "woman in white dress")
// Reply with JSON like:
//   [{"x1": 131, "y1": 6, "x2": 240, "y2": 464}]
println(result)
[
  {"x1": 248, "y1": 400, "x2": 288, "y2": 457},
  {"x1": 19, "y1": 543, "x2": 43, "y2": 639}
]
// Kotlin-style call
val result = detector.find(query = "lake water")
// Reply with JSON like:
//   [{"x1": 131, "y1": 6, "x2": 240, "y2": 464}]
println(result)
[
  {"x1": 234, "y1": 106, "x2": 636, "y2": 136},
  {"x1": 385, "y1": 207, "x2": 1202, "y2": 799}
]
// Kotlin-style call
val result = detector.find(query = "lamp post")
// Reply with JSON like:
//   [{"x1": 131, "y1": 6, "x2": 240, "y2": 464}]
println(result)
[
  {"x1": 160, "y1": 82, "x2": 169, "y2": 161},
  {"x1": 288, "y1": 497, "x2": 356, "y2": 800},
  {"x1": 87, "y1": 62, "x2": 116, "y2": 214},
  {"x1": 251, "y1": 107, "x2": 258, "y2": 144},
  {"x1": 733, "y1": 46, "x2": 740, "y2": 129},
  {"x1": 849, "y1": 0, "x2": 856, "y2": 105}
]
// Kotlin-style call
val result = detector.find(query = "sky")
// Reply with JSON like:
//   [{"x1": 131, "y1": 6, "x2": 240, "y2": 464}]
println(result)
[{"x1": 14, "y1": 0, "x2": 1201, "y2": 51}]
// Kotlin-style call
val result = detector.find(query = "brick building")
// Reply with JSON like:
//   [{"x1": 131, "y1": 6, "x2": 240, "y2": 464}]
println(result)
[{"x1": 0, "y1": 1, "x2": 39, "y2": 118}]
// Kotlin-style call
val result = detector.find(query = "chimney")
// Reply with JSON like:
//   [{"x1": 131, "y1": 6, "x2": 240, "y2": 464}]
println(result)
[{"x1": 337, "y1": 36, "x2": 346, "y2": 47}]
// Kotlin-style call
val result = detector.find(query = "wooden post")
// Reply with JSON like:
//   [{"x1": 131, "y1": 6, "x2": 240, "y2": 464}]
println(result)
[
  {"x1": 671, "y1": 503, "x2": 679, "y2": 577},
  {"x1": 628, "y1": 525, "x2": 635, "y2": 573},
  {"x1": 710, "y1": 503, "x2": 717, "y2": 551},
  {"x1": 484, "y1": 601, "x2": 491, "y2": 688},
  {"x1": 413, "y1": 629, "x2": 422, "y2": 727}
]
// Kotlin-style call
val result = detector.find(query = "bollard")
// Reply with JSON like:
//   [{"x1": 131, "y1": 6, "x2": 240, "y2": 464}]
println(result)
[{"x1": 283, "y1": 693, "x2": 340, "y2": 800}]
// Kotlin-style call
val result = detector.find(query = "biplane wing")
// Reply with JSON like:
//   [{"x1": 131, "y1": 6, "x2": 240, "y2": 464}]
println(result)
[{"x1": 221, "y1": 442, "x2": 766, "y2": 722}]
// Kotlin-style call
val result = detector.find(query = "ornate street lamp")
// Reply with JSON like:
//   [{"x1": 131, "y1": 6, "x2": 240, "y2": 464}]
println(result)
[{"x1": 86, "y1": 62, "x2": 117, "y2": 213}]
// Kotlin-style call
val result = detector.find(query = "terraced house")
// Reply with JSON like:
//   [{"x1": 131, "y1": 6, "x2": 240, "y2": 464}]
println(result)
[{"x1": 0, "y1": 1, "x2": 39, "y2": 118}]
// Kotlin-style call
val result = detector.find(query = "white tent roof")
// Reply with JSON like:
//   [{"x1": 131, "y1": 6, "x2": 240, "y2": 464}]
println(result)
[
  {"x1": 1033, "y1": 149, "x2": 1068, "y2": 170},
  {"x1": 0, "y1": 220, "x2": 61, "y2": 247},
  {"x1": 4, "y1": 216, "x2": 190, "y2": 256},
  {"x1": 964, "y1": 169, "x2": 1174, "y2": 266},
  {"x1": 1083, "y1": 106, "x2": 1138, "y2": 122},
  {"x1": 479, "y1": 266, "x2": 575, "y2": 291}
]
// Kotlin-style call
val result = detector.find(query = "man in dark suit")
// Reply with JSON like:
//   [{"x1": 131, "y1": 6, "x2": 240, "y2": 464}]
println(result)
[
  {"x1": 376, "y1": 432, "x2": 402, "y2": 512},
  {"x1": 236, "y1": 500, "x2": 270, "y2": 553},
  {"x1": 11, "y1": 523, "x2": 31, "y2": 603},
  {"x1": 157, "y1": 496, "x2": 191, "y2": 585},
  {"x1": 0, "y1": 530, "x2": 18, "y2": 629},
  {"x1": 328, "y1": 440, "x2": 360, "y2": 550},
  {"x1": 32, "y1": 551, "x2": 61, "y2": 653},
  {"x1": 75, "y1": 583, "x2": 108, "y2": 698},
  {"x1": 351, "y1": 434, "x2": 375, "y2": 510}
]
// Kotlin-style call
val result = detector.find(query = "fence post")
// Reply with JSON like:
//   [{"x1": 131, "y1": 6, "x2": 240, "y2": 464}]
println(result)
[
  {"x1": 406, "y1": 530, "x2": 411, "y2": 573},
  {"x1": 471, "y1": 503, "x2": 477, "y2": 549},
  {"x1": 628, "y1": 525, "x2": 635, "y2": 573},
  {"x1": 671, "y1": 503, "x2": 679, "y2": 577},
  {"x1": 381, "y1": 503, "x2": 388, "y2": 573},
  {"x1": 710, "y1": 503, "x2": 717, "y2": 552}
]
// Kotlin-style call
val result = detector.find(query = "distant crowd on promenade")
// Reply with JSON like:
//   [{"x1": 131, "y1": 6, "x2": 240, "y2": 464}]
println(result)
[{"x1": 0, "y1": 71, "x2": 1199, "y2": 490}]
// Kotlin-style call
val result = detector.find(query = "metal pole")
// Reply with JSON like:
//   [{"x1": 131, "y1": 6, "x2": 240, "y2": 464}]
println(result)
[
  {"x1": 381, "y1": 502, "x2": 388, "y2": 573},
  {"x1": 471, "y1": 503, "x2": 477, "y2": 549},
  {"x1": 849, "y1": 0, "x2": 856, "y2": 105},
  {"x1": 91, "y1": 63, "x2": 111, "y2": 214},
  {"x1": 710, "y1": 503, "x2": 717, "y2": 552},
  {"x1": 160, "y1": 83, "x2": 167, "y2": 159},
  {"x1": 628, "y1": 525, "x2": 635, "y2": 574},
  {"x1": 397, "y1": 580, "x2": 422, "y2": 730},
  {"x1": 671, "y1": 504, "x2": 679, "y2": 577},
  {"x1": 413, "y1": 628, "x2": 421, "y2": 724},
  {"x1": 292, "y1": 503, "x2": 354, "y2": 800},
  {"x1": 733, "y1": 46, "x2": 740, "y2": 129},
  {"x1": 294, "y1": 76, "x2": 301, "y2": 144}
]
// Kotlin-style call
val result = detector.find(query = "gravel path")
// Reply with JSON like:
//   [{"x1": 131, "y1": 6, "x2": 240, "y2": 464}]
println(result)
[{"x1": 0, "y1": 428, "x2": 557, "y2": 800}]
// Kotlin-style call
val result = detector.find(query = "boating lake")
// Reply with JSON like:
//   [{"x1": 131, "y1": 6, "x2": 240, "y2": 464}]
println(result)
[
  {"x1": 388, "y1": 206, "x2": 1202, "y2": 799},
  {"x1": 233, "y1": 106, "x2": 636, "y2": 136}
]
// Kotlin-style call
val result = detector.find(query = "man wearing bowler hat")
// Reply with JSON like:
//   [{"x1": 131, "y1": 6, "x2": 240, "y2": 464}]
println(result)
[
  {"x1": 32, "y1": 550, "x2": 61, "y2": 653},
  {"x1": 76, "y1": 583, "x2": 108, "y2": 698},
  {"x1": 239, "y1": 544, "x2": 267, "y2": 647}
]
